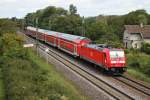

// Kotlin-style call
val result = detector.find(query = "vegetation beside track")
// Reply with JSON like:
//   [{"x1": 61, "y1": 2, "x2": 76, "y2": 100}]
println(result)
[
  {"x1": 1, "y1": 50, "x2": 87, "y2": 100},
  {"x1": 0, "y1": 19, "x2": 87, "y2": 100},
  {"x1": 0, "y1": 68, "x2": 5, "y2": 100},
  {"x1": 126, "y1": 50, "x2": 150, "y2": 83}
]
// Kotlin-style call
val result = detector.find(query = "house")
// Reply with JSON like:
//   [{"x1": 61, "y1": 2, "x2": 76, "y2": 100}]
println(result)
[{"x1": 123, "y1": 24, "x2": 150, "y2": 49}]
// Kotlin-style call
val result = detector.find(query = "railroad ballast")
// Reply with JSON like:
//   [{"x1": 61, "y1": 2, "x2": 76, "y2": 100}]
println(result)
[{"x1": 25, "y1": 26, "x2": 126, "y2": 74}]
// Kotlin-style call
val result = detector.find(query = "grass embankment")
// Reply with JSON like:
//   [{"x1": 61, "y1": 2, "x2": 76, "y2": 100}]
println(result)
[
  {"x1": 1, "y1": 50, "x2": 87, "y2": 100},
  {"x1": 29, "y1": 50, "x2": 87, "y2": 100},
  {"x1": 0, "y1": 68, "x2": 5, "y2": 100},
  {"x1": 127, "y1": 51, "x2": 150, "y2": 83}
]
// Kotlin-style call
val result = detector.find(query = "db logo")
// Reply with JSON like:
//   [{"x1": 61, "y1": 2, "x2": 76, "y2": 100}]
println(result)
[{"x1": 90, "y1": 52, "x2": 93, "y2": 56}]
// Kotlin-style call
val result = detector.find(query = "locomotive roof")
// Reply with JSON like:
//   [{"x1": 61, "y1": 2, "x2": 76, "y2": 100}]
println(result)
[
  {"x1": 60, "y1": 33, "x2": 87, "y2": 41},
  {"x1": 86, "y1": 44, "x2": 123, "y2": 51},
  {"x1": 86, "y1": 44, "x2": 111, "y2": 50}
]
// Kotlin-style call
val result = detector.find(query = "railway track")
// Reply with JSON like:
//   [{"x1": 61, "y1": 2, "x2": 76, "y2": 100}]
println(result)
[
  {"x1": 114, "y1": 76, "x2": 150, "y2": 96},
  {"x1": 22, "y1": 32, "x2": 150, "y2": 100},
  {"x1": 38, "y1": 44, "x2": 133, "y2": 100},
  {"x1": 122, "y1": 75, "x2": 150, "y2": 90}
]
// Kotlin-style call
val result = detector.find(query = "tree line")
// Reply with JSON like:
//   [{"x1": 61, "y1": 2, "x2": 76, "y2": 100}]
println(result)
[{"x1": 24, "y1": 4, "x2": 150, "y2": 47}]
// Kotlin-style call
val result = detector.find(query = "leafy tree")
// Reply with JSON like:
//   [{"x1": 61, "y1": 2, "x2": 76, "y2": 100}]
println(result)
[
  {"x1": 124, "y1": 9, "x2": 148, "y2": 25},
  {"x1": 1, "y1": 33, "x2": 27, "y2": 59},
  {"x1": 86, "y1": 19, "x2": 109, "y2": 40},
  {"x1": 148, "y1": 15, "x2": 150, "y2": 24},
  {"x1": 69, "y1": 4, "x2": 77, "y2": 15},
  {"x1": 0, "y1": 19, "x2": 18, "y2": 35},
  {"x1": 138, "y1": 14, "x2": 148, "y2": 24},
  {"x1": 51, "y1": 15, "x2": 82, "y2": 35}
]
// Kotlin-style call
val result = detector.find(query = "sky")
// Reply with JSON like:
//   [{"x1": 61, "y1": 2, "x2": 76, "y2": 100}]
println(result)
[{"x1": 0, "y1": 0, "x2": 150, "y2": 18}]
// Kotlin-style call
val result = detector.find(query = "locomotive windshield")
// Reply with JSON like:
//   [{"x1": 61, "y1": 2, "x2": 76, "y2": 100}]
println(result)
[{"x1": 110, "y1": 51, "x2": 124, "y2": 58}]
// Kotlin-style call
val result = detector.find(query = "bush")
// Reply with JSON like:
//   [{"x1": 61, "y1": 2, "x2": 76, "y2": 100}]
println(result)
[
  {"x1": 129, "y1": 61, "x2": 140, "y2": 68},
  {"x1": 124, "y1": 49, "x2": 129, "y2": 54},
  {"x1": 127, "y1": 52, "x2": 150, "y2": 77},
  {"x1": 141, "y1": 42, "x2": 150, "y2": 54}
]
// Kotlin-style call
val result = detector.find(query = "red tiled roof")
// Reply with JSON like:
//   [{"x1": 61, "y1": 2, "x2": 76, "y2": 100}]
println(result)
[{"x1": 124, "y1": 25, "x2": 150, "y2": 39}]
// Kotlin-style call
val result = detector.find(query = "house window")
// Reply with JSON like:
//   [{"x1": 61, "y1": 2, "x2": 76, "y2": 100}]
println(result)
[
  {"x1": 125, "y1": 42, "x2": 127, "y2": 48},
  {"x1": 135, "y1": 43, "x2": 138, "y2": 48}
]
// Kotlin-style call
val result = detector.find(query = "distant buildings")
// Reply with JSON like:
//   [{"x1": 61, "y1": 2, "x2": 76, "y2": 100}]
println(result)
[{"x1": 123, "y1": 24, "x2": 150, "y2": 49}]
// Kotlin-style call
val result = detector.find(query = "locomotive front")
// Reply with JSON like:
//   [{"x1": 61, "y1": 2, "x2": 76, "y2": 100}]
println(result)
[{"x1": 107, "y1": 49, "x2": 127, "y2": 74}]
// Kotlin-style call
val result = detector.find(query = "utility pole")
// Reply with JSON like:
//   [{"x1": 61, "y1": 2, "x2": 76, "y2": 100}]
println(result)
[
  {"x1": 21, "y1": 19, "x2": 24, "y2": 32},
  {"x1": 49, "y1": 19, "x2": 51, "y2": 30},
  {"x1": 82, "y1": 16, "x2": 85, "y2": 36},
  {"x1": 36, "y1": 18, "x2": 39, "y2": 56}
]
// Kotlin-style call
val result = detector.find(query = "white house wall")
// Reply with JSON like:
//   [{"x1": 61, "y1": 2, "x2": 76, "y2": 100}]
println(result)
[
  {"x1": 144, "y1": 39, "x2": 150, "y2": 43},
  {"x1": 123, "y1": 31, "x2": 143, "y2": 48},
  {"x1": 129, "y1": 34, "x2": 142, "y2": 40}
]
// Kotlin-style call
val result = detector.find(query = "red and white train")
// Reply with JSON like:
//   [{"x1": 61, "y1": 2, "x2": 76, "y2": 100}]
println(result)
[{"x1": 26, "y1": 26, "x2": 126, "y2": 74}]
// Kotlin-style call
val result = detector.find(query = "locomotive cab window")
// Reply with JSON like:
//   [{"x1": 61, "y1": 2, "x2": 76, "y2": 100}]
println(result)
[{"x1": 110, "y1": 51, "x2": 124, "y2": 58}]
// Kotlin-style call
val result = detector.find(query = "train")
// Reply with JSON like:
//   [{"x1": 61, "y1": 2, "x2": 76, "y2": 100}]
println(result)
[{"x1": 25, "y1": 26, "x2": 126, "y2": 74}]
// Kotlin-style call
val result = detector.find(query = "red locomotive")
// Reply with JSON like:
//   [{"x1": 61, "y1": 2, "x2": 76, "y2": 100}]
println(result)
[{"x1": 26, "y1": 26, "x2": 126, "y2": 74}]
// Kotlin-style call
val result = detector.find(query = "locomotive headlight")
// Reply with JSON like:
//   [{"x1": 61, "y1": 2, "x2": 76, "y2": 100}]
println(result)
[
  {"x1": 111, "y1": 61, "x2": 117, "y2": 63},
  {"x1": 119, "y1": 61, "x2": 125, "y2": 63},
  {"x1": 111, "y1": 61, "x2": 125, "y2": 63}
]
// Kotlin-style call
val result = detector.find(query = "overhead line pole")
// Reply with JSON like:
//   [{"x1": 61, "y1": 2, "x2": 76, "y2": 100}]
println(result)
[
  {"x1": 36, "y1": 18, "x2": 39, "y2": 56},
  {"x1": 82, "y1": 16, "x2": 85, "y2": 36}
]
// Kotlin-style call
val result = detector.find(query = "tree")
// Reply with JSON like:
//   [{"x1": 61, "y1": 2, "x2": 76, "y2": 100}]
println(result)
[
  {"x1": 69, "y1": 4, "x2": 77, "y2": 15},
  {"x1": 51, "y1": 15, "x2": 82, "y2": 35},
  {"x1": 138, "y1": 14, "x2": 148, "y2": 24},
  {"x1": 1, "y1": 33, "x2": 26, "y2": 58},
  {"x1": 124, "y1": 9, "x2": 148, "y2": 25},
  {"x1": 86, "y1": 18, "x2": 109, "y2": 40},
  {"x1": 0, "y1": 19, "x2": 18, "y2": 36}
]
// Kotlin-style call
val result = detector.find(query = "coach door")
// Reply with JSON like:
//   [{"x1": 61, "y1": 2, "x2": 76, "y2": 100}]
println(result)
[
  {"x1": 74, "y1": 44, "x2": 77, "y2": 56},
  {"x1": 103, "y1": 53, "x2": 107, "y2": 65},
  {"x1": 58, "y1": 38, "x2": 60, "y2": 48}
]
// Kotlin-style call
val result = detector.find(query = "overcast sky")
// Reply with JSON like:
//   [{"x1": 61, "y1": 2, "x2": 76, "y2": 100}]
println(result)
[{"x1": 0, "y1": 0, "x2": 150, "y2": 18}]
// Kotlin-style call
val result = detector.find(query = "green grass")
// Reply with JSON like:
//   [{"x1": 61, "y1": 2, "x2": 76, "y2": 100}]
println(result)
[
  {"x1": 28, "y1": 50, "x2": 88, "y2": 100},
  {"x1": 126, "y1": 51, "x2": 150, "y2": 84},
  {"x1": 0, "y1": 68, "x2": 5, "y2": 100},
  {"x1": 127, "y1": 68, "x2": 150, "y2": 83},
  {"x1": 1, "y1": 49, "x2": 88, "y2": 100}
]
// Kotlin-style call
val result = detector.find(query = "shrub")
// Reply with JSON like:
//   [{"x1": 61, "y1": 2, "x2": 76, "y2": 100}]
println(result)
[
  {"x1": 127, "y1": 52, "x2": 150, "y2": 77},
  {"x1": 141, "y1": 42, "x2": 150, "y2": 54},
  {"x1": 129, "y1": 61, "x2": 140, "y2": 68},
  {"x1": 124, "y1": 49, "x2": 129, "y2": 54}
]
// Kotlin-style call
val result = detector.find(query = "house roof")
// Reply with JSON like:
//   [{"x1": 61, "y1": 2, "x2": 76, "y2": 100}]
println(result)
[{"x1": 124, "y1": 25, "x2": 150, "y2": 39}]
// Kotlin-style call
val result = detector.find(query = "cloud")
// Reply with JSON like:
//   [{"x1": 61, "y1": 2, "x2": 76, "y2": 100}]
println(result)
[{"x1": 0, "y1": 0, "x2": 149, "y2": 18}]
